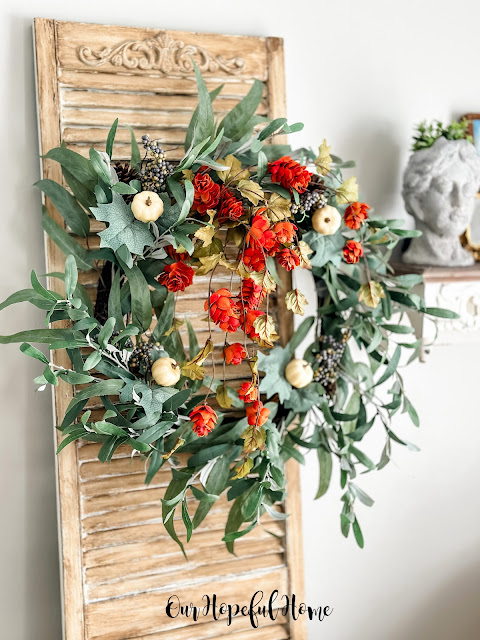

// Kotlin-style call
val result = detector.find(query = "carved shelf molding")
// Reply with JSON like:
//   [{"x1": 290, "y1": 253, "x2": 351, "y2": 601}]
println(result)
[
  {"x1": 394, "y1": 263, "x2": 480, "y2": 358},
  {"x1": 77, "y1": 31, "x2": 245, "y2": 75}
]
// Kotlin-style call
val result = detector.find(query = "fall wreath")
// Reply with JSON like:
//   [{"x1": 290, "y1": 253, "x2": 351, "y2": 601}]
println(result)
[{"x1": 0, "y1": 66, "x2": 456, "y2": 553}]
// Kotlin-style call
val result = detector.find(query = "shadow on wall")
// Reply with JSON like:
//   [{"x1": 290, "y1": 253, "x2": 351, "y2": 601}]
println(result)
[
  {"x1": 5, "y1": 14, "x2": 62, "y2": 640},
  {"x1": 388, "y1": 560, "x2": 480, "y2": 640}
]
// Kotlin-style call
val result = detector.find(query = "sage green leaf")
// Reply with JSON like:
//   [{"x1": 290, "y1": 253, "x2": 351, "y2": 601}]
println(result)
[
  {"x1": 30, "y1": 270, "x2": 58, "y2": 301},
  {"x1": 375, "y1": 345, "x2": 401, "y2": 387},
  {"x1": 353, "y1": 518, "x2": 364, "y2": 548},
  {"x1": 58, "y1": 371, "x2": 95, "y2": 384},
  {"x1": 127, "y1": 126, "x2": 141, "y2": 169},
  {"x1": 89, "y1": 148, "x2": 113, "y2": 185},
  {"x1": 187, "y1": 444, "x2": 231, "y2": 468},
  {"x1": 153, "y1": 292, "x2": 175, "y2": 340},
  {"x1": 108, "y1": 269, "x2": 124, "y2": 330},
  {"x1": 182, "y1": 499, "x2": 193, "y2": 542},
  {"x1": 257, "y1": 346, "x2": 292, "y2": 402},
  {"x1": 35, "y1": 179, "x2": 90, "y2": 237},
  {"x1": 303, "y1": 230, "x2": 344, "y2": 269},
  {"x1": 0, "y1": 289, "x2": 53, "y2": 312},
  {"x1": 315, "y1": 447, "x2": 332, "y2": 499},
  {"x1": 66, "y1": 379, "x2": 124, "y2": 410},
  {"x1": 56, "y1": 428, "x2": 88, "y2": 453},
  {"x1": 189, "y1": 63, "x2": 216, "y2": 149},
  {"x1": 62, "y1": 167, "x2": 96, "y2": 210},
  {"x1": 97, "y1": 317, "x2": 116, "y2": 349},
  {"x1": 64, "y1": 255, "x2": 78, "y2": 299},
  {"x1": 288, "y1": 316, "x2": 315, "y2": 354},
  {"x1": 118, "y1": 260, "x2": 152, "y2": 332},
  {"x1": 423, "y1": 306, "x2": 459, "y2": 319},
  {"x1": 136, "y1": 384, "x2": 179, "y2": 421},
  {"x1": 350, "y1": 482, "x2": 374, "y2": 507},
  {"x1": 218, "y1": 80, "x2": 263, "y2": 142},
  {"x1": 91, "y1": 193, "x2": 154, "y2": 255},
  {"x1": 185, "y1": 85, "x2": 223, "y2": 152},
  {"x1": 19, "y1": 342, "x2": 49, "y2": 364},
  {"x1": 161, "y1": 469, "x2": 194, "y2": 557},
  {"x1": 43, "y1": 147, "x2": 97, "y2": 186},
  {"x1": 0, "y1": 329, "x2": 78, "y2": 344},
  {"x1": 106, "y1": 118, "x2": 118, "y2": 158},
  {"x1": 41, "y1": 210, "x2": 93, "y2": 271}
]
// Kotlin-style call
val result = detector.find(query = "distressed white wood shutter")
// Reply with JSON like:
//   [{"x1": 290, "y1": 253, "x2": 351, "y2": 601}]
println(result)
[{"x1": 34, "y1": 18, "x2": 305, "y2": 640}]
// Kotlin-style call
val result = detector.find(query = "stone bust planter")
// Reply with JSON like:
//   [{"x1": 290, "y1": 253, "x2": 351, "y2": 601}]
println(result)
[{"x1": 402, "y1": 136, "x2": 480, "y2": 266}]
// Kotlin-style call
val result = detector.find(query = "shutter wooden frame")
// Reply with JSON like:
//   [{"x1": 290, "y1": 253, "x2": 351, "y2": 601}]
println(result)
[{"x1": 34, "y1": 18, "x2": 305, "y2": 640}]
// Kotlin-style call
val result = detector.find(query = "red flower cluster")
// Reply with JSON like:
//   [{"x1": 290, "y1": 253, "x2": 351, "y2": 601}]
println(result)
[
  {"x1": 238, "y1": 381, "x2": 258, "y2": 403},
  {"x1": 343, "y1": 240, "x2": 364, "y2": 264},
  {"x1": 205, "y1": 288, "x2": 240, "y2": 333},
  {"x1": 190, "y1": 404, "x2": 217, "y2": 437},
  {"x1": 241, "y1": 246, "x2": 265, "y2": 272},
  {"x1": 239, "y1": 278, "x2": 266, "y2": 310},
  {"x1": 218, "y1": 189, "x2": 244, "y2": 223},
  {"x1": 273, "y1": 220, "x2": 297, "y2": 244},
  {"x1": 157, "y1": 261, "x2": 194, "y2": 292},
  {"x1": 267, "y1": 156, "x2": 311, "y2": 194},
  {"x1": 241, "y1": 308, "x2": 264, "y2": 341},
  {"x1": 191, "y1": 173, "x2": 220, "y2": 214},
  {"x1": 246, "y1": 400, "x2": 270, "y2": 427},
  {"x1": 224, "y1": 343, "x2": 246, "y2": 365},
  {"x1": 344, "y1": 202, "x2": 370, "y2": 230},
  {"x1": 247, "y1": 213, "x2": 277, "y2": 254},
  {"x1": 241, "y1": 215, "x2": 298, "y2": 273},
  {"x1": 277, "y1": 248, "x2": 300, "y2": 271}
]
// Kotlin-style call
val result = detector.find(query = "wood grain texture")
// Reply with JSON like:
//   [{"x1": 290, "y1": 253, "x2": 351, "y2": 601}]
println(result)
[{"x1": 34, "y1": 19, "x2": 306, "y2": 640}]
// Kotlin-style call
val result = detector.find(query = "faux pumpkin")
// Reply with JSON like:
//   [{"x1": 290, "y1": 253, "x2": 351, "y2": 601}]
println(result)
[
  {"x1": 151, "y1": 357, "x2": 181, "y2": 386},
  {"x1": 285, "y1": 358, "x2": 314, "y2": 389},
  {"x1": 131, "y1": 191, "x2": 164, "y2": 222},
  {"x1": 312, "y1": 205, "x2": 341, "y2": 235}
]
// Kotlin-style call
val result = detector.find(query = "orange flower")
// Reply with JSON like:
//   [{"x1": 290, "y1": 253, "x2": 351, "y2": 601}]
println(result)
[
  {"x1": 344, "y1": 202, "x2": 370, "y2": 230},
  {"x1": 157, "y1": 261, "x2": 194, "y2": 292},
  {"x1": 191, "y1": 173, "x2": 220, "y2": 214},
  {"x1": 241, "y1": 308, "x2": 265, "y2": 340},
  {"x1": 218, "y1": 189, "x2": 244, "y2": 223},
  {"x1": 267, "y1": 156, "x2": 311, "y2": 193},
  {"x1": 165, "y1": 245, "x2": 189, "y2": 261},
  {"x1": 274, "y1": 220, "x2": 297, "y2": 244},
  {"x1": 246, "y1": 400, "x2": 270, "y2": 427},
  {"x1": 343, "y1": 240, "x2": 364, "y2": 264},
  {"x1": 224, "y1": 343, "x2": 246, "y2": 365},
  {"x1": 205, "y1": 288, "x2": 240, "y2": 333},
  {"x1": 241, "y1": 246, "x2": 266, "y2": 272},
  {"x1": 277, "y1": 248, "x2": 301, "y2": 271},
  {"x1": 246, "y1": 214, "x2": 277, "y2": 253},
  {"x1": 238, "y1": 381, "x2": 258, "y2": 403},
  {"x1": 190, "y1": 404, "x2": 217, "y2": 437},
  {"x1": 238, "y1": 278, "x2": 266, "y2": 310}
]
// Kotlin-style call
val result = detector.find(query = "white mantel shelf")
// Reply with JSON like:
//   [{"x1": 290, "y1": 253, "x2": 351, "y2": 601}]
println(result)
[{"x1": 394, "y1": 263, "x2": 480, "y2": 357}]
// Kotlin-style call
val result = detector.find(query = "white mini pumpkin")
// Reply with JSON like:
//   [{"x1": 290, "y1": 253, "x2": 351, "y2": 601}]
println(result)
[
  {"x1": 151, "y1": 357, "x2": 181, "y2": 387},
  {"x1": 131, "y1": 191, "x2": 164, "y2": 222},
  {"x1": 312, "y1": 205, "x2": 341, "y2": 235},
  {"x1": 285, "y1": 359, "x2": 314, "y2": 389}
]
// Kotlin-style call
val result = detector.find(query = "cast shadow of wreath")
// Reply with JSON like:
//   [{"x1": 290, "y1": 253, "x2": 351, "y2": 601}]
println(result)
[{"x1": 386, "y1": 560, "x2": 480, "y2": 640}]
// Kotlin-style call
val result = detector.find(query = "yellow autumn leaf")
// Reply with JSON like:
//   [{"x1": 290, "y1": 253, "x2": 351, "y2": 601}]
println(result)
[
  {"x1": 358, "y1": 281, "x2": 386, "y2": 308},
  {"x1": 285, "y1": 289, "x2": 308, "y2": 316},
  {"x1": 219, "y1": 255, "x2": 239, "y2": 271},
  {"x1": 216, "y1": 384, "x2": 233, "y2": 409},
  {"x1": 162, "y1": 436, "x2": 185, "y2": 460},
  {"x1": 226, "y1": 225, "x2": 245, "y2": 247},
  {"x1": 336, "y1": 176, "x2": 359, "y2": 204},
  {"x1": 195, "y1": 254, "x2": 221, "y2": 276},
  {"x1": 315, "y1": 139, "x2": 332, "y2": 176},
  {"x1": 252, "y1": 314, "x2": 279, "y2": 348},
  {"x1": 248, "y1": 356, "x2": 258, "y2": 377},
  {"x1": 189, "y1": 339, "x2": 214, "y2": 366},
  {"x1": 232, "y1": 456, "x2": 253, "y2": 480},
  {"x1": 194, "y1": 209, "x2": 217, "y2": 247},
  {"x1": 164, "y1": 317, "x2": 185, "y2": 336},
  {"x1": 296, "y1": 240, "x2": 313, "y2": 269},
  {"x1": 242, "y1": 424, "x2": 266, "y2": 453},
  {"x1": 237, "y1": 179, "x2": 264, "y2": 206},
  {"x1": 264, "y1": 192, "x2": 292, "y2": 222},
  {"x1": 216, "y1": 155, "x2": 250, "y2": 184},
  {"x1": 249, "y1": 269, "x2": 276, "y2": 293},
  {"x1": 236, "y1": 260, "x2": 253, "y2": 279},
  {"x1": 182, "y1": 169, "x2": 194, "y2": 182},
  {"x1": 181, "y1": 362, "x2": 206, "y2": 381}
]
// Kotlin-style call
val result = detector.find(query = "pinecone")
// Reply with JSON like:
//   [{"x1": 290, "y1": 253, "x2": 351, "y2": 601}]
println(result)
[
  {"x1": 312, "y1": 331, "x2": 350, "y2": 396},
  {"x1": 113, "y1": 162, "x2": 140, "y2": 203}
]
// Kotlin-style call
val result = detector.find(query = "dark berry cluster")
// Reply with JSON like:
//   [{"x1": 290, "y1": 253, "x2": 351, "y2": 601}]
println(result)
[
  {"x1": 291, "y1": 189, "x2": 328, "y2": 222},
  {"x1": 312, "y1": 332, "x2": 350, "y2": 396},
  {"x1": 139, "y1": 135, "x2": 173, "y2": 193},
  {"x1": 128, "y1": 338, "x2": 162, "y2": 378}
]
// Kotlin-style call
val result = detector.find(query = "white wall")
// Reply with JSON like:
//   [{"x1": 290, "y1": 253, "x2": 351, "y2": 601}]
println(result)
[{"x1": 0, "y1": 1, "x2": 478, "y2": 638}]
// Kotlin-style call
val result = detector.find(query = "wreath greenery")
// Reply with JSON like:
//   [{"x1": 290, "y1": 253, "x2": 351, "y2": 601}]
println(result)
[{"x1": 0, "y1": 65, "x2": 456, "y2": 553}]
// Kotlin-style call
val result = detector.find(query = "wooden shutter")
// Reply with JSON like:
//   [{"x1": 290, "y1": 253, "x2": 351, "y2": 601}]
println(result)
[{"x1": 34, "y1": 19, "x2": 305, "y2": 640}]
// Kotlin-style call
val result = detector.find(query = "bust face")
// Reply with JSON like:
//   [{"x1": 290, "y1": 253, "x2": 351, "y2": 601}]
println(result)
[{"x1": 405, "y1": 143, "x2": 479, "y2": 236}]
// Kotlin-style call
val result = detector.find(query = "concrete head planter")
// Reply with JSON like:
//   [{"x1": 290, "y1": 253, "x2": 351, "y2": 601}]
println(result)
[{"x1": 402, "y1": 136, "x2": 480, "y2": 266}]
